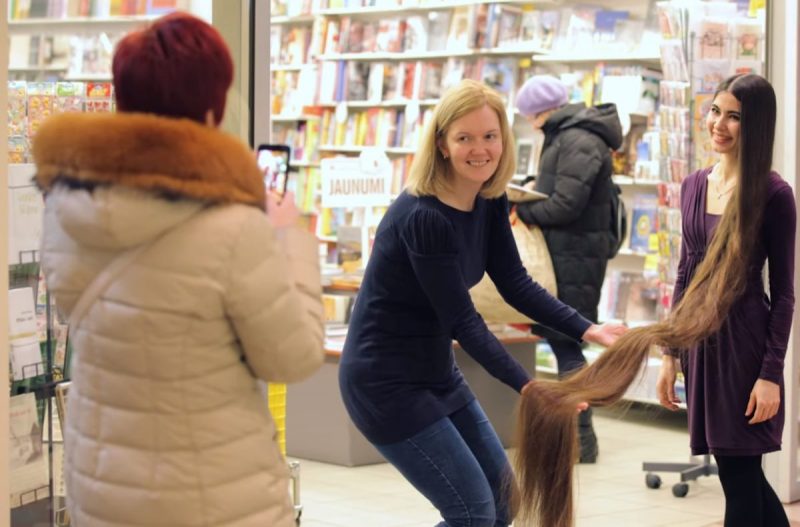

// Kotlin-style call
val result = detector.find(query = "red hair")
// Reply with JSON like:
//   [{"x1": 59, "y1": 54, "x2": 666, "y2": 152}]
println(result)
[{"x1": 112, "y1": 12, "x2": 233, "y2": 125}]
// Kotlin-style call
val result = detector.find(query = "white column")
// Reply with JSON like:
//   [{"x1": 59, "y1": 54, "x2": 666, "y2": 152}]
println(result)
[
  {"x1": 764, "y1": 0, "x2": 800, "y2": 504},
  {"x1": 1, "y1": 0, "x2": 11, "y2": 524},
  {"x1": 252, "y1": 0, "x2": 271, "y2": 146}
]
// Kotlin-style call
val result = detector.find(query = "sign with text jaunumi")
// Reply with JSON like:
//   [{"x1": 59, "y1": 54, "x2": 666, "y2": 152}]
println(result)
[{"x1": 320, "y1": 150, "x2": 393, "y2": 208}]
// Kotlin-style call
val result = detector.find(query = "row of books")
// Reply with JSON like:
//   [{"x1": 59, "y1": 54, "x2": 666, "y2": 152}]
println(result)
[
  {"x1": 10, "y1": 0, "x2": 183, "y2": 19},
  {"x1": 273, "y1": 55, "x2": 660, "y2": 122},
  {"x1": 272, "y1": 4, "x2": 657, "y2": 63}
]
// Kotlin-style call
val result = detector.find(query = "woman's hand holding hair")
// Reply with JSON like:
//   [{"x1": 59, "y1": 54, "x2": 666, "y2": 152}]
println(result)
[
  {"x1": 746, "y1": 379, "x2": 781, "y2": 424},
  {"x1": 581, "y1": 323, "x2": 628, "y2": 347},
  {"x1": 656, "y1": 355, "x2": 681, "y2": 411},
  {"x1": 266, "y1": 191, "x2": 299, "y2": 228}
]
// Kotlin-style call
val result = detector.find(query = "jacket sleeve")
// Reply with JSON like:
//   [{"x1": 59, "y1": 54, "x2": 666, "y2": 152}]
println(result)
[
  {"x1": 401, "y1": 207, "x2": 532, "y2": 393},
  {"x1": 760, "y1": 184, "x2": 796, "y2": 382},
  {"x1": 223, "y1": 212, "x2": 324, "y2": 383},
  {"x1": 516, "y1": 132, "x2": 602, "y2": 227}
]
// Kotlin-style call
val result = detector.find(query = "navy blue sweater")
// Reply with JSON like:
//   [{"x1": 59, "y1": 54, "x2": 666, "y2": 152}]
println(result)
[{"x1": 338, "y1": 192, "x2": 591, "y2": 445}]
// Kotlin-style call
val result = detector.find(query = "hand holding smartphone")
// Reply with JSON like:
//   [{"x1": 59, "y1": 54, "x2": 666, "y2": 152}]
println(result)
[{"x1": 257, "y1": 144, "x2": 291, "y2": 197}]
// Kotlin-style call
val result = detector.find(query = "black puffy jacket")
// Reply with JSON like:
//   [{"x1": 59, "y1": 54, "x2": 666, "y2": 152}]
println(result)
[{"x1": 516, "y1": 102, "x2": 622, "y2": 323}]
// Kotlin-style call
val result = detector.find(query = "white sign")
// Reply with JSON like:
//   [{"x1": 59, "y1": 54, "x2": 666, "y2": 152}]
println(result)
[
  {"x1": 8, "y1": 163, "x2": 43, "y2": 264},
  {"x1": 321, "y1": 149, "x2": 393, "y2": 208}
]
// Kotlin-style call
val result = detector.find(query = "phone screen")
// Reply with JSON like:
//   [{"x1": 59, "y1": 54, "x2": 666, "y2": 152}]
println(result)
[{"x1": 257, "y1": 144, "x2": 291, "y2": 196}]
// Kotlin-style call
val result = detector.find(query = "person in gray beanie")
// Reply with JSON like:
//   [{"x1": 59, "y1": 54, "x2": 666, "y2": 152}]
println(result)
[{"x1": 514, "y1": 74, "x2": 623, "y2": 463}]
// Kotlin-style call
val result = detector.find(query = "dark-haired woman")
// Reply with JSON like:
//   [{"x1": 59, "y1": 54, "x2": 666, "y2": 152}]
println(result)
[
  {"x1": 656, "y1": 74, "x2": 793, "y2": 527},
  {"x1": 512, "y1": 73, "x2": 794, "y2": 527}
]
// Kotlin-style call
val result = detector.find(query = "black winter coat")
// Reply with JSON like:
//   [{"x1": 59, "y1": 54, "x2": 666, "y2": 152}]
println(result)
[{"x1": 516, "y1": 102, "x2": 622, "y2": 324}]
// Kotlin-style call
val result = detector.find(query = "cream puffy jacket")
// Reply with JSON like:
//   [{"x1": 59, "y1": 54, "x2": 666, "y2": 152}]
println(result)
[{"x1": 34, "y1": 113, "x2": 324, "y2": 527}]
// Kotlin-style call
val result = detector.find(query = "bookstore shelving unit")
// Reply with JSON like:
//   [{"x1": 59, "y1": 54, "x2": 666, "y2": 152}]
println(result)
[{"x1": 269, "y1": 0, "x2": 670, "y2": 402}]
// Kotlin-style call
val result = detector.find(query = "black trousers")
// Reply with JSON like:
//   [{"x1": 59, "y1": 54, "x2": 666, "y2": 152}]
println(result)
[{"x1": 714, "y1": 454, "x2": 789, "y2": 527}]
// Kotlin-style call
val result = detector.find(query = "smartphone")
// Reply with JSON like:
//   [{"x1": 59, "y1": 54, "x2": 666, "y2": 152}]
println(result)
[{"x1": 257, "y1": 144, "x2": 291, "y2": 196}]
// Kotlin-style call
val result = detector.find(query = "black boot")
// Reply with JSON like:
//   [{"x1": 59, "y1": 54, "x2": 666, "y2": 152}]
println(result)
[{"x1": 578, "y1": 407, "x2": 598, "y2": 464}]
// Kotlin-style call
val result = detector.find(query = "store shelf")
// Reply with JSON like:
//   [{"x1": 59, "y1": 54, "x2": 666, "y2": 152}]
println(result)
[
  {"x1": 318, "y1": 45, "x2": 550, "y2": 62},
  {"x1": 616, "y1": 248, "x2": 650, "y2": 258},
  {"x1": 317, "y1": 99, "x2": 439, "y2": 108},
  {"x1": 271, "y1": 63, "x2": 314, "y2": 72},
  {"x1": 272, "y1": 114, "x2": 321, "y2": 122},
  {"x1": 8, "y1": 15, "x2": 158, "y2": 34},
  {"x1": 63, "y1": 73, "x2": 113, "y2": 81},
  {"x1": 612, "y1": 175, "x2": 662, "y2": 187},
  {"x1": 8, "y1": 65, "x2": 67, "y2": 72},
  {"x1": 535, "y1": 50, "x2": 661, "y2": 66},
  {"x1": 318, "y1": 0, "x2": 559, "y2": 17},
  {"x1": 291, "y1": 160, "x2": 320, "y2": 168},
  {"x1": 318, "y1": 50, "x2": 473, "y2": 62},
  {"x1": 318, "y1": 145, "x2": 416, "y2": 155},
  {"x1": 270, "y1": 14, "x2": 316, "y2": 25}
]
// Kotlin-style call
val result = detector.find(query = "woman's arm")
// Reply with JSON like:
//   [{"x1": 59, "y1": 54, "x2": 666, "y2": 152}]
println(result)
[
  {"x1": 402, "y1": 208, "x2": 532, "y2": 392},
  {"x1": 760, "y1": 183, "x2": 796, "y2": 382},
  {"x1": 224, "y1": 210, "x2": 324, "y2": 383}
]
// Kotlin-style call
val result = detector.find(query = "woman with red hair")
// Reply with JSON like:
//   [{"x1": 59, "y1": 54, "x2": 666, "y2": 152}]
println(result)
[{"x1": 34, "y1": 12, "x2": 323, "y2": 526}]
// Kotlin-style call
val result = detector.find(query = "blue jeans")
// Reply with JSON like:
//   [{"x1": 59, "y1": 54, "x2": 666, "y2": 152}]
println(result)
[{"x1": 374, "y1": 399, "x2": 512, "y2": 527}]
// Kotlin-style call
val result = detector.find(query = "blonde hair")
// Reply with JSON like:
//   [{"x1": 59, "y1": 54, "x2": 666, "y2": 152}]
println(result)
[{"x1": 406, "y1": 79, "x2": 515, "y2": 199}]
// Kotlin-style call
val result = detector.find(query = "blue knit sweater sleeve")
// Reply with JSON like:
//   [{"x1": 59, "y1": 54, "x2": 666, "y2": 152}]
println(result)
[
  {"x1": 487, "y1": 195, "x2": 591, "y2": 340},
  {"x1": 400, "y1": 207, "x2": 531, "y2": 392}
]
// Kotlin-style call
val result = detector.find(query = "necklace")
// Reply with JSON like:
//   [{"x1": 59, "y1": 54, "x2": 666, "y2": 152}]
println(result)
[
  {"x1": 713, "y1": 181, "x2": 735, "y2": 200},
  {"x1": 709, "y1": 165, "x2": 736, "y2": 200}
]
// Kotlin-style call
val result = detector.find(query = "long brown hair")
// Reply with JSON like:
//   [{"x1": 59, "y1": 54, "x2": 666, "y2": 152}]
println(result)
[{"x1": 512, "y1": 74, "x2": 777, "y2": 527}]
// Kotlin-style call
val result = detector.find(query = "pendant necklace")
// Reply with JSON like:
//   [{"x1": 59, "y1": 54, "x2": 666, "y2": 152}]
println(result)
[
  {"x1": 710, "y1": 165, "x2": 735, "y2": 200},
  {"x1": 714, "y1": 182, "x2": 735, "y2": 200}
]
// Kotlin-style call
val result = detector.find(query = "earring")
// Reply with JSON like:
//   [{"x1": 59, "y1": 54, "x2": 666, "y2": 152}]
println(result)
[{"x1": 442, "y1": 153, "x2": 449, "y2": 159}]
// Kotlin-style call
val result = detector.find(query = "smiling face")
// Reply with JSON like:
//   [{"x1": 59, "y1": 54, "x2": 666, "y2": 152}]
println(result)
[
  {"x1": 707, "y1": 90, "x2": 741, "y2": 157},
  {"x1": 438, "y1": 104, "x2": 503, "y2": 192}
]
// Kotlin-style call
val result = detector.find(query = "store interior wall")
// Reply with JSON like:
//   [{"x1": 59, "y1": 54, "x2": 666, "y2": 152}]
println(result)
[
  {"x1": 213, "y1": 0, "x2": 251, "y2": 143},
  {"x1": 766, "y1": 0, "x2": 800, "y2": 504},
  {"x1": 1, "y1": 0, "x2": 11, "y2": 524}
]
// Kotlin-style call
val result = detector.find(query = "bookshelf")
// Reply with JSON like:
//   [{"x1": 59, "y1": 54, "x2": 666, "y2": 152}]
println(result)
[
  {"x1": 7, "y1": 2, "x2": 211, "y2": 81},
  {"x1": 267, "y1": 0, "x2": 673, "y2": 406}
]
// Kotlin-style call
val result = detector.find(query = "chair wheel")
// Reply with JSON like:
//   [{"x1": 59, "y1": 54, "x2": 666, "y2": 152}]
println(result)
[
  {"x1": 645, "y1": 473, "x2": 662, "y2": 489},
  {"x1": 672, "y1": 482, "x2": 689, "y2": 497}
]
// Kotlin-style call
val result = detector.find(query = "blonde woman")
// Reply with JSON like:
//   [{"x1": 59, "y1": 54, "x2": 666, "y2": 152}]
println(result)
[{"x1": 338, "y1": 79, "x2": 625, "y2": 527}]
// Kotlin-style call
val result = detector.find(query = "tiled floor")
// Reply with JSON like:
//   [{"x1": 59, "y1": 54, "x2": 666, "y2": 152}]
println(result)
[{"x1": 293, "y1": 404, "x2": 800, "y2": 527}]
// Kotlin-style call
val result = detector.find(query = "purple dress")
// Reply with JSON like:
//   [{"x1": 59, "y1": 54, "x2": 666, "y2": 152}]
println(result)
[{"x1": 673, "y1": 168, "x2": 796, "y2": 456}]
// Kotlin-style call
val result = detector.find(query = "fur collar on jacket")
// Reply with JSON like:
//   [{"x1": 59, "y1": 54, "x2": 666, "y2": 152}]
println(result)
[{"x1": 33, "y1": 112, "x2": 266, "y2": 210}]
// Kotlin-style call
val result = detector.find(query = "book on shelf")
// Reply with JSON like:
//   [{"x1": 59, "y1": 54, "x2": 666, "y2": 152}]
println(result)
[
  {"x1": 479, "y1": 59, "x2": 516, "y2": 100},
  {"x1": 494, "y1": 4, "x2": 522, "y2": 48},
  {"x1": 426, "y1": 10, "x2": 452, "y2": 51},
  {"x1": 599, "y1": 271, "x2": 659, "y2": 326},
  {"x1": 446, "y1": 6, "x2": 473, "y2": 51},
  {"x1": 629, "y1": 193, "x2": 658, "y2": 253},
  {"x1": 9, "y1": 393, "x2": 48, "y2": 503}
]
